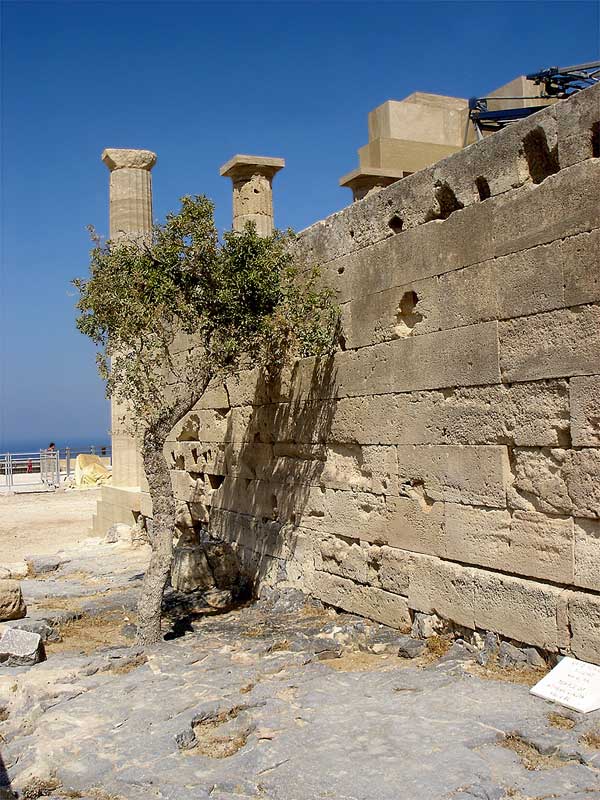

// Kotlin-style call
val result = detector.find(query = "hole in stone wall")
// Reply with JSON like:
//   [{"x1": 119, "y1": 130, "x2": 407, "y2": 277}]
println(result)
[
  {"x1": 338, "y1": 332, "x2": 347, "y2": 351},
  {"x1": 253, "y1": 188, "x2": 260, "y2": 194},
  {"x1": 388, "y1": 215, "x2": 404, "y2": 234},
  {"x1": 475, "y1": 176, "x2": 491, "y2": 201},
  {"x1": 425, "y1": 182, "x2": 464, "y2": 221},
  {"x1": 208, "y1": 474, "x2": 225, "y2": 490},
  {"x1": 177, "y1": 414, "x2": 200, "y2": 441},
  {"x1": 393, "y1": 291, "x2": 423, "y2": 338},
  {"x1": 349, "y1": 229, "x2": 355, "y2": 238},
  {"x1": 338, "y1": 266, "x2": 345, "y2": 275},
  {"x1": 592, "y1": 122, "x2": 600, "y2": 158},
  {"x1": 522, "y1": 126, "x2": 560, "y2": 184}
]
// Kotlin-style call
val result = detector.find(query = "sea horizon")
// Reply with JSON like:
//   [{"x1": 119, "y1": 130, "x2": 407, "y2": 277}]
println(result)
[{"x1": 0, "y1": 436, "x2": 111, "y2": 454}]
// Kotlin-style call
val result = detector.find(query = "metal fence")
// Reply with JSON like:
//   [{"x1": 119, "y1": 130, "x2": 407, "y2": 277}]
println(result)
[{"x1": 0, "y1": 445, "x2": 112, "y2": 492}]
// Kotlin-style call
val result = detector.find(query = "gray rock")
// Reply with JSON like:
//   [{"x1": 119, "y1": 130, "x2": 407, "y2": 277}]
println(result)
[
  {"x1": 25, "y1": 555, "x2": 68, "y2": 576},
  {"x1": 497, "y1": 641, "x2": 528, "y2": 669},
  {"x1": 0, "y1": 627, "x2": 43, "y2": 666},
  {"x1": 5, "y1": 618, "x2": 59, "y2": 643},
  {"x1": 171, "y1": 546, "x2": 215, "y2": 593},
  {"x1": 397, "y1": 635, "x2": 427, "y2": 659},
  {"x1": 524, "y1": 646, "x2": 547, "y2": 668},
  {"x1": 411, "y1": 611, "x2": 446, "y2": 639},
  {"x1": 104, "y1": 523, "x2": 134, "y2": 544},
  {"x1": 477, "y1": 631, "x2": 500, "y2": 666},
  {"x1": 204, "y1": 588, "x2": 233, "y2": 610},
  {"x1": 203, "y1": 540, "x2": 240, "y2": 589},
  {"x1": 363, "y1": 625, "x2": 406, "y2": 654},
  {"x1": 121, "y1": 623, "x2": 137, "y2": 640}
]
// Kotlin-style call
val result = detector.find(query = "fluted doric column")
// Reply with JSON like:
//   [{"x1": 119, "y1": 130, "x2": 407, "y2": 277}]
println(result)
[
  {"x1": 220, "y1": 154, "x2": 285, "y2": 236},
  {"x1": 101, "y1": 148, "x2": 157, "y2": 491},
  {"x1": 102, "y1": 148, "x2": 156, "y2": 240}
]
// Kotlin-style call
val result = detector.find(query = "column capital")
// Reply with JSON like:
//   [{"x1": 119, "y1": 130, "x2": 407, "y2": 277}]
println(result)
[
  {"x1": 220, "y1": 154, "x2": 285, "y2": 181},
  {"x1": 339, "y1": 167, "x2": 406, "y2": 202},
  {"x1": 102, "y1": 148, "x2": 157, "y2": 172}
]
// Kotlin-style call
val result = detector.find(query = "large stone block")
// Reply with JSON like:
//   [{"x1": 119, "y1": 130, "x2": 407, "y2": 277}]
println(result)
[
  {"x1": 382, "y1": 495, "x2": 445, "y2": 556},
  {"x1": 315, "y1": 535, "x2": 369, "y2": 583},
  {"x1": 508, "y1": 447, "x2": 600, "y2": 519},
  {"x1": 409, "y1": 556, "x2": 569, "y2": 649},
  {"x1": 507, "y1": 511, "x2": 574, "y2": 584},
  {"x1": 555, "y1": 82, "x2": 600, "y2": 168},
  {"x1": 574, "y1": 518, "x2": 600, "y2": 591},
  {"x1": 471, "y1": 570, "x2": 568, "y2": 650},
  {"x1": 368, "y1": 545, "x2": 416, "y2": 595},
  {"x1": 336, "y1": 321, "x2": 500, "y2": 397},
  {"x1": 311, "y1": 571, "x2": 411, "y2": 629},
  {"x1": 396, "y1": 444, "x2": 510, "y2": 507},
  {"x1": 329, "y1": 381, "x2": 568, "y2": 447},
  {"x1": 0, "y1": 580, "x2": 26, "y2": 621},
  {"x1": 490, "y1": 159, "x2": 600, "y2": 259},
  {"x1": 445, "y1": 505, "x2": 574, "y2": 584},
  {"x1": 570, "y1": 375, "x2": 600, "y2": 446},
  {"x1": 563, "y1": 229, "x2": 600, "y2": 307},
  {"x1": 568, "y1": 591, "x2": 600, "y2": 663},
  {"x1": 499, "y1": 304, "x2": 600, "y2": 383},
  {"x1": 408, "y1": 555, "x2": 475, "y2": 629}
]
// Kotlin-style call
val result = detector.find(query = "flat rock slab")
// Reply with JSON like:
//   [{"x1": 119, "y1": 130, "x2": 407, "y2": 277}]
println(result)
[
  {"x1": 0, "y1": 627, "x2": 42, "y2": 666},
  {"x1": 2, "y1": 595, "x2": 599, "y2": 800}
]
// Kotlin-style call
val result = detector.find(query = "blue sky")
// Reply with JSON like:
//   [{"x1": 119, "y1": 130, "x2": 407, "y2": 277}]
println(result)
[{"x1": 1, "y1": 0, "x2": 598, "y2": 451}]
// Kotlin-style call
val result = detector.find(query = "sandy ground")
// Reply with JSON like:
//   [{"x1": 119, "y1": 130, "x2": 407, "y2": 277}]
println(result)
[{"x1": 0, "y1": 488, "x2": 100, "y2": 561}]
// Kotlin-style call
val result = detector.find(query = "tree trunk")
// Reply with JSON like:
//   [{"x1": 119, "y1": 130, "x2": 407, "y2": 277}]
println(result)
[{"x1": 136, "y1": 429, "x2": 176, "y2": 646}]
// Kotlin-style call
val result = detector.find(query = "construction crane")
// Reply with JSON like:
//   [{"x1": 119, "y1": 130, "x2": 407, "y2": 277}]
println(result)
[{"x1": 469, "y1": 61, "x2": 600, "y2": 141}]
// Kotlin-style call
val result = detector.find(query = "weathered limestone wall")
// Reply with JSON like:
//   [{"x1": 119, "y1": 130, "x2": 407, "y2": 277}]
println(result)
[{"x1": 161, "y1": 85, "x2": 599, "y2": 661}]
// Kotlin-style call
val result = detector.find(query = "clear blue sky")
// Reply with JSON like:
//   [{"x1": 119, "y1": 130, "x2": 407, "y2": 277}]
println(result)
[{"x1": 1, "y1": 0, "x2": 598, "y2": 451}]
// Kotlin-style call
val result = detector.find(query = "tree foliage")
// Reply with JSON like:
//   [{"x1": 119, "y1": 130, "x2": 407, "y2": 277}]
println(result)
[{"x1": 74, "y1": 195, "x2": 338, "y2": 434}]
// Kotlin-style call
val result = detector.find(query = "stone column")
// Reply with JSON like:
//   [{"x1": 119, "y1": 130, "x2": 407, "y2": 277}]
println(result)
[
  {"x1": 220, "y1": 154, "x2": 285, "y2": 236},
  {"x1": 102, "y1": 148, "x2": 156, "y2": 240},
  {"x1": 93, "y1": 149, "x2": 157, "y2": 535},
  {"x1": 339, "y1": 167, "x2": 406, "y2": 202}
]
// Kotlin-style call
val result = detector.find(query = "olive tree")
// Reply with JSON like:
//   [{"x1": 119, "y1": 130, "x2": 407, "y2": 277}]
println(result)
[{"x1": 74, "y1": 196, "x2": 338, "y2": 645}]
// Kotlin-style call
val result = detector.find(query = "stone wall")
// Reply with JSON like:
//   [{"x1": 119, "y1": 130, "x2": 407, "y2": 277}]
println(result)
[{"x1": 159, "y1": 85, "x2": 599, "y2": 662}]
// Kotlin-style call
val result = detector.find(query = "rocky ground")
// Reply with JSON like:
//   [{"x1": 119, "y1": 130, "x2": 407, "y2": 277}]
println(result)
[{"x1": 0, "y1": 497, "x2": 599, "y2": 799}]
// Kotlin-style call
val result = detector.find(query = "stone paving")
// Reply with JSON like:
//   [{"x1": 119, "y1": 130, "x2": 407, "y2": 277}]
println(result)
[{"x1": 1, "y1": 539, "x2": 599, "y2": 800}]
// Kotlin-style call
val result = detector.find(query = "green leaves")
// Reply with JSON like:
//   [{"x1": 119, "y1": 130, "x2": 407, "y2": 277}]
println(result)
[{"x1": 73, "y1": 195, "x2": 338, "y2": 433}]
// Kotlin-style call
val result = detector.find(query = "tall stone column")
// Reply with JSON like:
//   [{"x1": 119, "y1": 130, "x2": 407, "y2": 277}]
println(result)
[
  {"x1": 220, "y1": 155, "x2": 285, "y2": 236},
  {"x1": 93, "y1": 148, "x2": 157, "y2": 535},
  {"x1": 102, "y1": 148, "x2": 156, "y2": 240}
]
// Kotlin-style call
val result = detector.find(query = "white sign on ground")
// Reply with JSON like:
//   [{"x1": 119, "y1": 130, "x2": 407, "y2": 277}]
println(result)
[{"x1": 530, "y1": 656, "x2": 600, "y2": 713}]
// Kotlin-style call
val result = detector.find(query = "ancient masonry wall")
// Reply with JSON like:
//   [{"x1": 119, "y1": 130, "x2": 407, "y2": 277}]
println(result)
[{"x1": 163, "y1": 85, "x2": 599, "y2": 661}]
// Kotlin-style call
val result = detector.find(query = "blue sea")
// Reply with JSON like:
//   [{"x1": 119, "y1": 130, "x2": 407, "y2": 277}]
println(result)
[{"x1": 0, "y1": 437, "x2": 110, "y2": 455}]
